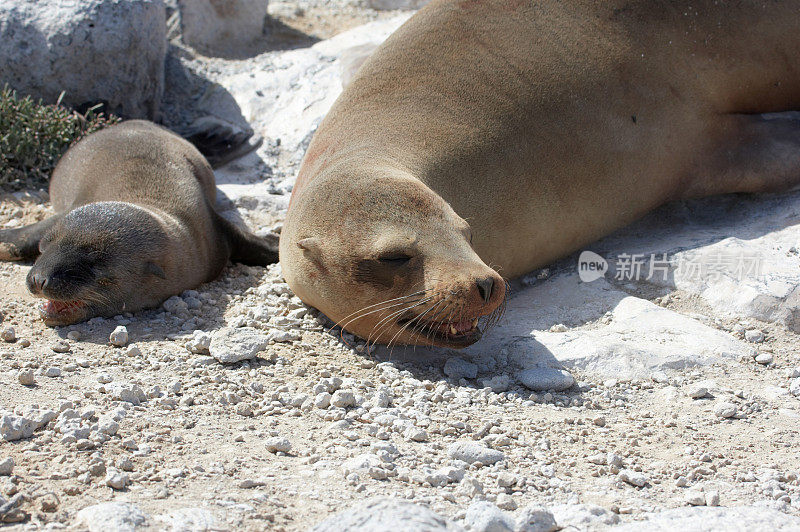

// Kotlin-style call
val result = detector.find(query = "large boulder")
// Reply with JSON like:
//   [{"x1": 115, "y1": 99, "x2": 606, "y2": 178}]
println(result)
[
  {"x1": 176, "y1": 0, "x2": 268, "y2": 57},
  {"x1": 0, "y1": 0, "x2": 166, "y2": 118}
]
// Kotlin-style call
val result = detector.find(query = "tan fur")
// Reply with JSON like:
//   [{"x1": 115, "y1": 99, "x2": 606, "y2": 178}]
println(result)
[{"x1": 281, "y1": 0, "x2": 800, "y2": 347}]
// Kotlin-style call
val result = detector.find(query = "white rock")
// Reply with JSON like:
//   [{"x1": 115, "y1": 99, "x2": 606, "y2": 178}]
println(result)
[
  {"x1": 109, "y1": 326, "x2": 129, "y2": 347},
  {"x1": 714, "y1": 402, "x2": 738, "y2": 419},
  {"x1": 105, "y1": 468, "x2": 130, "y2": 490},
  {"x1": 790, "y1": 378, "x2": 800, "y2": 397},
  {"x1": 1, "y1": 327, "x2": 15, "y2": 342},
  {"x1": 330, "y1": 390, "x2": 356, "y2": 408},
  {"x1": 185, "y1": 330, "x2": 212, "y2": 354},
  {"x1": 443, "y1": 357, "x2": 478, "y2": 380},
  {"x1": 464, "y1": 500, "x2": 513, "y2": 532},
  {"x1": 618, "y1": 469, "x2": 648, "y2": 487},
  {"x1": 687, "y1": 385, "x2": 709, "y2": 399},
  {"x1": 0, "y1": 407, "x2": 57, "y2": 441},
  {"x1": 44, "y1": 366, "x2": 61, "y2": 378},
  {"x1": 745, "y1": 329, "x2": 765, "y2": 343},
  {"x1": 404, "y1": 427, "x2": 428, "y2": 442},
  {"x1": 314, "y1": 392, "x2": 332, "y2": 409},
  {"x1": 517, "y1": 367, "x2": 574, "y2": 391},
  {"x1": 684, "y1": 490, "x2": 706, "y2": 506},
  {"x1": 515, "y1": 505, "x2": 559, "y2": 532},
  {"x1": 549, "y1": 504, "x2": 620, "y2": 529},
  {"x1": 76, "y1": 502, "x2": 148, "y2": 532},
  {"x1": 107, "y1": 383, "x2": 147, "y2": 405},
  {"x1": 612, "y1": 506, "x2": 800, "y2": 531},
  {"x1": 342, "y1": 454, "x2": 383, "y2": 478},
  {"x1": 755, "y1": 352, "x2": 773, "y2": 365},
  {"x1": 447, "y1": 441, "x2": 504, "y2": 465},
  {"x1": 177, "y1": 0, "x2": 267, "y2": 56},
  {"x1": 0, "y1": 0, "x2": 165, "y2": 119},
  {"x1": 705, "y1": 490, "x2": 720, "y2": 507},
  {"x1": 267, "y1": 329, "x2": 301, "y2": 343},
  {"x1": 311, "y1": 497, "x2": 455, "y2": 531},
  {"x1": 0, "y1": 457, "x2": 13, "y2": 475},
  {"x1": 265, "y1": 437, "x2": 291, "y2": 453},
  {"x1": 209, "y1": 327, "x2": 270, "y2": 363},
  {"x1": 17, "y1": 369, "x2": 35, "y2": 386},
  {"x1": 159, "y1": 507, "x2": 216, "y2": 532}
]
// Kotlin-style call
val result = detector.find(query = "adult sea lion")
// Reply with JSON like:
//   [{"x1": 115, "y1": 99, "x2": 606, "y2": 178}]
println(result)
[
  {"x1": 280, "y1": 0, "x2": 800, "y2": 348},
  {"x1": 0, "y1": 120, "x2": 277, "y2": 325}
]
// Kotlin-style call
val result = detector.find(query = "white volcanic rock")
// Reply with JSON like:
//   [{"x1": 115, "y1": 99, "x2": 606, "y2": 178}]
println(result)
[
  {"x1": 208, "y1": 327, "x2": 270, "y2": 363},
  {"x1": 611, "y1": 505, "x2": 800, "y2": 531},
  {"x1": 0, "y1": 0, "x2": 166, "y2": 118},
  {"x1": 76, "y1": 502, "x2": 148, "y2": 532},
  {"x1": 177, "y1": 0, "x2": 268, "y2": 56},
  {"x1": 311, "y1": 497, "x2": 458, "y2": 531}
]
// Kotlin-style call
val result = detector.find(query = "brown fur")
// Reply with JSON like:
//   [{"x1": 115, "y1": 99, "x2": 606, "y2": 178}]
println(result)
[{"x1": 281, "y1": 0, "x2": 800, "y2": 347}]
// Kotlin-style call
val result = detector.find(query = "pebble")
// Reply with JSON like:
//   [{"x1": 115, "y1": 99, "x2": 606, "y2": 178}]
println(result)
[
  {"x1": 618, "y1": 469, "x2": 648, "y2": 487},
  {"x1": 17, "y1": 369, "x2": 35, "y2": 386},
  {"x1": 0, "y1": 327, "x2": 15, "y2": 343},
  {"x1": 208, "y1": 327, "x2": 269, "y2": 363},
  {"x1": 104, "y1": 468, "x2": 130, "y2": 490},
  {"x1": 515, "y1": 505, "x2": 559, "y2": 532},
  {"x1": 754, "y1": 352, "x2": 773, "y2": 365},
  {"x1": 443, "y1": 357, "x2": 478, "y2": 380},
  {"x1": 516, "y1": 367, "x2": 574, "y2": 391},
  {"x1": 265, "y1": 437, "x2": 291, "y2": 453},
  {"x1": 0, "y1": 457, "x2": 13, "y2": 475},
  {"x1": 685, "y1": 490, "x2": 706, "y2": 506},
  {"x1": 51, "y1": 340, "x2": 70, "y2": 353},
  {"x1": 496, "y1": 493, "x2": 517, "y2": 511},
  {"x1": 714, "y1": 402, "x2": 738, "y2": 419},
  {"x1": 76, "y1": 502, "x2": 147, "y2": 531},
  {"x1": 447, "y1": 441, "x2": 504, "y2": 465},
  {"x1": 109, "y1": 326, "x2": 129, "y2": 347},
  {"x1": 687, "y1": 385, "x2": 709, "y2": 399},
  {"x1": 44, "y1": 366, "x2": 62, "y2": 378},
  {"x1": 330, "y1": 390, "x2": 356, "y2": 408},
  {"x1": 66, "y1": 330, "x2": 81, "y2": 341},
  {"x1": 790, "y1": 378, "x2": 800, "y2": 397},
  {"x1": 744, "y1": 329, "x2": 765, "y2": 343},
  {"x1": 705, "y1": 490, "x2": 720, "y2": 507}
]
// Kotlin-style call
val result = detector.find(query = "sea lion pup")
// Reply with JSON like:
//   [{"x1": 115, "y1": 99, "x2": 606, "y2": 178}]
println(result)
[
  {"x1": 0, "y1": 120, "x2": 277, "y2": 325},
  {"x1": 280, "y1": 0, "x2": 800, "y2": 348}
]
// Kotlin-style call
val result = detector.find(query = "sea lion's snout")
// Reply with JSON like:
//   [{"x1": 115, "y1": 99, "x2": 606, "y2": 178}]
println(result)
[{"x1": 476, "y1": 276, "x2": 495, "y2": 304}]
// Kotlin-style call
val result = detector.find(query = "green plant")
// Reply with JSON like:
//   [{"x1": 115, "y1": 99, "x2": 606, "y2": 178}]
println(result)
[{"x1": 0, "y1": 86, "x2": 119, "y2": 191}]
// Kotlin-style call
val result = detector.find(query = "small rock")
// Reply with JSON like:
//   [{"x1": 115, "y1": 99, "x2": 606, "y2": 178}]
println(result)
[
  {"x1": 714, "y1": 402, "x2": 738, "y2": 419},
  {"x1": 67, "y1": 330, "x2": 81, "y2": 341},
  {"x1": 744, "y1": 329, "x2": 764, "y2": 343},
  {"x1": 265, "y1": 437, "x2": 291, "y2": 453},
  {"x1": 687, "y1": 385, "x2": 709, "y2": 399},
  {"x1": 685, "y1": 490, "x2": 706, "y2": 506},
  {"x1": 790, "y1": 378, "x2": 800, "y2": 397},
  {"x1": 17, "y1": 369, "x2": 35, "y2": 386},
  {"x1": 236, "y1": 403, "x2": 253, "y2": 417},
  {"x1": 755, "y1": 352, "x2": 773, "y2": 365},
  {"x1": 618, "y1": 469, "x2": 648, "y2": 487},
  {"x1": 464, "y1": 500, "x2": 514, "y2": 532},
  {"x1": 330, "y1": 390, "x2": 356, "y2": 408},
  {"x1": 51, "y1": 341, "x2": 70, "y2": 353},
  {"x1": 185, "y1": 330, "x2": 211, "y2": 354},
  {"x1": 104, "y1": 468, "x2": 130, "y2": 490},
  {"x1": 516, "y1": 505, "x2": 559, "y2": 532},
  {"x1": 0, "y1": 457, "x2": 13, "y2": 475},
  {"x1": 44, "y1": 367, "x2": 61, "y2": 378},
  {"x1": 76, "y1": 502, "x2": 147, "y2": 531},
  {"x1": 209, "y1": 327, "x2": 269, "y2": 364},
  {"x1": 109, "y1": 326, "x2": 129, "y2": 347},
  {"x1": 517, "y1": 367, "x2": 574, "y2": 391},
  {"x1": 0, "y1": 327, "x2": 16, "y2": 342},
  {"x1": 447, "y1": 441, "x2": 504, "y2": 465},
  {"x1": 495, "y1": 493, "x2": 517, "y2": 511},
  {"x1": 592, "y1": 415, "x2": 606, "y2": 427},
  {"x1": 404, "y1": 427, "x2": 428, "y2": 442},
  {"x1": 705, "y1": 490, "x2": 720, "y2": 507},
  {"x1": 443, "y1": 357, "x2": 478, "y2": 380},
  {"x1": 160, "y1": 507, "x2": 216, "y2": 531}
]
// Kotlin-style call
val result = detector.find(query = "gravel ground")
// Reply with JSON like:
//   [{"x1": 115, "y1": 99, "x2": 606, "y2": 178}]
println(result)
[{"x1": 1, "y1": 2, "x2": 800, "y2": 530}]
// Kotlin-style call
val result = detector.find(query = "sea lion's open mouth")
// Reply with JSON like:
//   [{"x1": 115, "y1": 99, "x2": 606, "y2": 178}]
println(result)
[
  {"x1": 398, "y1": 316, "x2": 483, "y2": 347},
  {"x1": 39, "y1": 299, "x2": 88, "y2": 325}
]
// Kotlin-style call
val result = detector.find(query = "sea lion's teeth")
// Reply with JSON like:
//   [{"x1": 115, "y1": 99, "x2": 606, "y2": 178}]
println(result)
[
  {"x1": 472, "y1": 318, "x2": 478, "y2": 328},
  {"x1": 450, "y1": 325, "x2": 458, "y2": 335}
]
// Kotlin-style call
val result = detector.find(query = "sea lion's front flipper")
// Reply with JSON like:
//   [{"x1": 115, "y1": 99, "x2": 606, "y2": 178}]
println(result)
[
  {"x1": 685, "y1": 112, "x2": 800, "y2": 198},
  {"x1": 183, "y1": 116, "x2": 264, "y2": 169},
  {"x1": 0, "y1": 215, "x2": 63, "y2": 261},
  {"x1": 215, "y1": 212, "x2": 279, "y2": 267}
]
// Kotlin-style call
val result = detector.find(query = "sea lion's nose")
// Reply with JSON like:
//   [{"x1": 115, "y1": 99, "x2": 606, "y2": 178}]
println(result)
[
  {"x1": 476, "y1": 276, "x2": 494, "y2": 303},
  {"x1": 27, "y1": 272, "x2": 48, "y2": 293}
]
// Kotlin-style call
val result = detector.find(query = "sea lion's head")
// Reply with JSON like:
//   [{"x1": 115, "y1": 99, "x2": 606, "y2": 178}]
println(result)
[
  {"x1": 26, "y1": 202, "x2": 170, "y2": 326},
  {"x1": 280, "y1": 167, "x2": 506, "y2": 348}
]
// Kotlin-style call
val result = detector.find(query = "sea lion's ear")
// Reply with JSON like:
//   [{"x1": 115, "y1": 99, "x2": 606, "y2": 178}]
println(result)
[
  {"x1": 297, "y1": 238, "x2": 323, "y2": 259},
  {"x1": 144, "y1": 262, "x2": 167, "y2": 279}
]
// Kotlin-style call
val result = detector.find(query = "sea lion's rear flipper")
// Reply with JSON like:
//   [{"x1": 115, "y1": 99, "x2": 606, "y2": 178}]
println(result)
[
  {"x1": 215, "y1": 213, "x2": 279, "y2": 266},
  {"x1": 184, "y1": 116, "x2": 264, "y2": 169},
  {"x1": 686, "y1": 112, "x2": 800, "y2": 198},
  {"x1": 0, "y1": 215, "x2": 62, "y2": 261}
]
